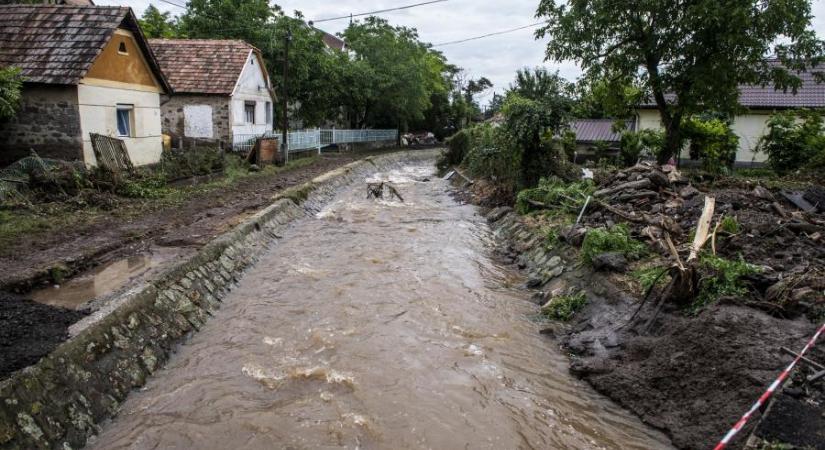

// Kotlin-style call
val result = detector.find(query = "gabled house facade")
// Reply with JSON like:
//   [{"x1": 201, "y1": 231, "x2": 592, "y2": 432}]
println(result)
[
  {"x1": 149, "y1": 39, "x2": 275, "y2": 148},
  {"x1": 0, "y1": 5, "x2": 169, "y2": 167},
  {"x1": 634, "y1": 62, "x2": 825, "y2": 166}
]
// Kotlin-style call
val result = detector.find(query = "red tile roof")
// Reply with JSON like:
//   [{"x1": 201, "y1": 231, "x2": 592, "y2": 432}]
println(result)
[
  {"x1": 0, "y1": 5, "x2": 131, "y2": 85},
  {"x1": 570, "y1": 119, "x2": 634, "y2": 143},
  {"x1": 149, "y1": 39, "x2": 263, "y2": 95}
]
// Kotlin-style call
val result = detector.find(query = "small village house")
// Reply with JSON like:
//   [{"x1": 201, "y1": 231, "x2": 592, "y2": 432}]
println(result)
[
  {"x1": 634, "y1": 62, "x2": 825, "y2": 166},
  {"x1": 149, "y1": 39, "x2": 275, "y2": 148},
  {"x1": 0, "y1": 4, "x2": 169, "y2": 167}
]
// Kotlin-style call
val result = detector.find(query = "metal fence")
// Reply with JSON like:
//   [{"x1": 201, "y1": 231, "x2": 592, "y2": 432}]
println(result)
[{"x1": 232, "y1": 128, "x2": 397, "y2": 155}]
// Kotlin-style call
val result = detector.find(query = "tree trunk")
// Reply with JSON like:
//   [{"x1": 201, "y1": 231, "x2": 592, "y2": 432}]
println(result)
[{"x1": 658, "y1": 116, "x2": 683, "y2": 165}]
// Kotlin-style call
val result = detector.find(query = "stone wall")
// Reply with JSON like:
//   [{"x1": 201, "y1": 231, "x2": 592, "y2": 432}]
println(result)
[
  {"x1": 160, "y1": 94, "x2": 232, "y2": 149},
  {"x1": 0, "y1": 85, "x2": 83, "y2": 166},
  {"x1": 0, "y1": 149, "x2": 439, "y2": 450}
]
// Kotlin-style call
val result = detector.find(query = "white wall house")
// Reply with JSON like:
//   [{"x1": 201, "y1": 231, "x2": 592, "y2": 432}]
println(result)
[
  {"x1": 0, "y1": 5, "x2": 169, "y2": 167},
  {"x1": 230, "y1": 50, "x2": 275, "y2": 139},
  {"x1": 635, "y1": 64, "x2": 824, "y2": 166},
  {"x1": 150, "y1": 39, "x2": 275, "y2": 148}
]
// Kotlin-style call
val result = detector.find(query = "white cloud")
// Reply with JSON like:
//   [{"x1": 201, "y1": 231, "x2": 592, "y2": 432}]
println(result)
[{"x1": 105, "y1": 0, "x2": 825, "y2": 106}]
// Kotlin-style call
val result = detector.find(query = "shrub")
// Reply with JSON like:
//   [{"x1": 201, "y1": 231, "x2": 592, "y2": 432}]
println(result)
[
  {"x1": 758, "y1": 110, "x2": 825, "y2": 175},
  {"x1": 116, "y1": 174, "x2": 169, "y2": 199},
  {"x1": 683, "y1": 116, "x2": 739, "y2": 173},
  {"x1": 542, "y1": 291, "x2": 587, "y2": 321},
  {"x1": 159, "y1": 147, "x2": 224, "y2": 181},
  {"x1": 694, "y1": 253, "x2": 760, "y2": 311},
  {"x1": 619, "y1": 129, "x2": 665, "y2": 166},
  {"x1": 581, "y1": 224, "x2": 647, "y2": 265},
  {"x1": 0, "y1": 66, "x2": 23, "y2": 120},
  {"x1": 515, "y1": 177, "x2": 594, "y2": 215},
  {"x1": 438, "y1": 129, "x2": 470, "y2": 170}
]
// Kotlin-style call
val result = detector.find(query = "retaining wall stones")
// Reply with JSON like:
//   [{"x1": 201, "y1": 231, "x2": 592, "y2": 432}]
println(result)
[{"x1": 0, "y1": 149, "x2": 439, "y2": 450}]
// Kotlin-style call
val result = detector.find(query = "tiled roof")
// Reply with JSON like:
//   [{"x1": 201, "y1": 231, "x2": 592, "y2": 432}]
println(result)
[
  {"x1": 738, "y1": 65, "x2": 824, "y2": 108},
  {"x1": 0, "y1": 4, "x2": 129, "y2": 85},
  {"x1": 640, "y1": 61, "x2": 824, "y2": 109},
  {"x1": 149, "y1": 39, "x2": 259, "y2": 95},
  {"x1": 571, "y1": 119, "x2": 633, "y2": 143},
  {"x1": 318, "y1": 30, "x2": 345, "y2": 51}
]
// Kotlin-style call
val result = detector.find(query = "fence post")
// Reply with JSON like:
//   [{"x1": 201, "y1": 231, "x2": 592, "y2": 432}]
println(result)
[{"x1": 317, "y1": 127, "x2": 321, "y2": 155}]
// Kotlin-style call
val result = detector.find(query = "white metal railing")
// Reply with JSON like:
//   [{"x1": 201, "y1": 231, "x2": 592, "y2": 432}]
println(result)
[{"x1": 232, "y1": 128, "x2": 398, "y2": 155}]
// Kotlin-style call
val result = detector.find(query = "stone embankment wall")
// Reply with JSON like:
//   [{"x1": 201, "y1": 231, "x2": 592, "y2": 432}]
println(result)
[{"x1": 0, "y1": 149, "x2": 439, "y2": 450}]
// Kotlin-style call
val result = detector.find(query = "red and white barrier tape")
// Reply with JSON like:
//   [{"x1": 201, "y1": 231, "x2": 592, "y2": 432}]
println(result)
[{"x1": 713, "y1": 322, "x2": 825, "y2": 450}]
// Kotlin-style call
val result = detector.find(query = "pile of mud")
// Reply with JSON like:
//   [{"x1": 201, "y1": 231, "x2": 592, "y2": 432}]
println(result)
[{"x1": 0, "y1": 291, "x2": 87, "y2": 378}]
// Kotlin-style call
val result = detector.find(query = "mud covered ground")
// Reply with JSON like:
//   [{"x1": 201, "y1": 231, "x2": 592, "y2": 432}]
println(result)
[
  {"x1": 472, "y1": 165, "x2": 825, "y2": 449},
  {"x1": 0, "y1": 153, "x2": 367, "y2": 292},
  {"x1": 0, "y1": 291, "x2": 87, "y2": 379},
  {"x1": 0, "y1": 151, "x2": 384, "y2": 381}
]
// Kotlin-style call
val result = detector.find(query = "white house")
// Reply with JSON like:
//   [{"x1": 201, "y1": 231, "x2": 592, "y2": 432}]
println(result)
[
  {"x1": 149, "y1": 39, "x2": 275, "y2": 148},
  {"x1": 0, "y1": 5, "x2": 169, "y2": 167},
  {"x1": 635, "y1": 63, "x2": 825, "y2": 166}
]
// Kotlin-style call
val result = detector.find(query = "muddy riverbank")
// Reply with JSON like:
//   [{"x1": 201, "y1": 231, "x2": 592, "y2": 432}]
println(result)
[
  {"x1": 86, "y1": 160, "x2": 670, "y2": 449},
  {"x1": 0, "y1": 152, "x2": 387, "y2": 383},
  {"x1": 474, "y1": 181, "x2": 823, "y2": 449}
]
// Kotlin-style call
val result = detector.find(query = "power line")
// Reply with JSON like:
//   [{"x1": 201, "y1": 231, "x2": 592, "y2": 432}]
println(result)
[
  {"x1": 432, "y1": 21, "x2": 548, "y2": 47},
  {"x1": 157, "y1": 0, "x2": 186, "y2": 9},
  {"x1": 311, "y1": 0, "x2": 449, "y2": 24}
]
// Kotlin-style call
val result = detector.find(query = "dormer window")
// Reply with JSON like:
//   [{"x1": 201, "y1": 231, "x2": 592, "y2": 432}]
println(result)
[
  {"x1": 250, "y1": 58, "x2": 254, "y2": 65},
  {"x1": 118, "y1": 41, "x2": 128, "y2": 55}
]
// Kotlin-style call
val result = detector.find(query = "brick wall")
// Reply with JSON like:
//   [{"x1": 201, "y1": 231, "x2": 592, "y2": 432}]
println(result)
[
  {"x1": 0, "y1": 85, "x2": 83, "y2": 166},
  {"x1": 160, "y1": 94, "x2": 232, "y2": 148}
]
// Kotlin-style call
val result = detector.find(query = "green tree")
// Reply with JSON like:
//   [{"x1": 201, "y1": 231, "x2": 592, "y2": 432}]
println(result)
[
  {"x1": 573, "y1": 76, "x2": 642, "y2": 119},
  {"x1": 177, "y1": 0, "x2": 274, "y2": 45},
  {"x1": 500, "y1": 94, "x2": 571, "y2": 187},
  {"x1": 0, "y1": 66, "x2": 22, "y2": 120},
  {"x1": 139, "y1": 4, "x2": 178, "y2": 39},
  {"x1": 340, "y1": 17, "x2": 449, "y2": 130},
  {"x1": 536, "y1": 0, "x2": 825, "y2": 164},
  {"x1": 507, "y1": 67, "x2": 571, "y2": 104}
]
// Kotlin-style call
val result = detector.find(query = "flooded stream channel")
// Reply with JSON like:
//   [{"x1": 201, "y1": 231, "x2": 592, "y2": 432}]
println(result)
[{"x1": 88, "y1": 163, "x2": 671, "y2": 449}]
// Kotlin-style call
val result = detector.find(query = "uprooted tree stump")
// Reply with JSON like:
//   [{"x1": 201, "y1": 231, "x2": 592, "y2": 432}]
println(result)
[
  {"x1": 366, "y1": 181, "x2": 404, "y2": 202},
  {"x1": 630, "y1": 196, "x2": 716, "y2": 331}
]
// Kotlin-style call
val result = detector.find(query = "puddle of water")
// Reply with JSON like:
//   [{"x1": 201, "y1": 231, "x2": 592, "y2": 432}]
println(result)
[
  {"x1": 89, "y1": 164, "x2": 672, "y2": 449},
  {"x1": 30, "y1": 247, "x2": 183, "y2": 310}
]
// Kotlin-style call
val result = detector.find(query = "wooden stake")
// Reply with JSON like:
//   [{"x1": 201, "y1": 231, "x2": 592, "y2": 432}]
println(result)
[{"x1": 688, "y1": 196, "x2": 715, "y2": 262}]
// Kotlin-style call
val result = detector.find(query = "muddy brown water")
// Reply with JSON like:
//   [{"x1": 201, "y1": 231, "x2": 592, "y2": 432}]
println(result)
[
  {"x1": 88, "y1": 164, "x2": 671, "y2": 449},
  {"x1": 29, "y1": 247, "x2": 186, "y2": 310}
]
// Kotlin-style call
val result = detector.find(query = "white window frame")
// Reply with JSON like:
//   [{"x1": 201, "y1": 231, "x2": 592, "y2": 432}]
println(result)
[
  {"x1": 265, "y1": 101, "x2": 272, "y2": 124},
  {"x1": 244, "y1": 101, "x2": 256, "y2": 124},
  {"x1": 116, "y1": 104, "x2": 134, "y2": 137}
]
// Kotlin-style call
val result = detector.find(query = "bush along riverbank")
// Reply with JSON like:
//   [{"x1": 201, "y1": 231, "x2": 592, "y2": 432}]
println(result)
[{"x1": 467, "y1": 162, "x2": 825, "y2": 449}]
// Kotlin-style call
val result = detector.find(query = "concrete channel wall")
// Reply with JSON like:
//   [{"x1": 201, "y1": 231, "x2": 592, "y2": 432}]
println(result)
[{"x1": 0, "y1": 149, "x2": 440, "y2": 450}]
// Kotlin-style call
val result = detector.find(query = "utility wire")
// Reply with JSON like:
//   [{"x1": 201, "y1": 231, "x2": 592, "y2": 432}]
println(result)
[
  {"x1": 311, "y1": 0, "x2": 449, "y2": 24},
  {"x1": 157, "y1": 0, "x2": 186, "y2": 9},
  {"x1": 432, "y1": 21, "x2": 548, "y2": 47}
]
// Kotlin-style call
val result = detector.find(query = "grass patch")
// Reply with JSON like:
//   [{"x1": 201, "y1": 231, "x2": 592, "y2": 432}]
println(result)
[
  {"x1": 693, "y1": 253, "x2": 760, "y2": 311},
  {"x1": 581, "y1": 224, "x2": 647, "y2": 265},
  {"x1": 630, "y1": 266, "x2": 670, "y2": 292},
  {"x1": 515, "y1": 177, "x2": 594, "y2": 215},
  {"x1": 719, "y1": 215, "x2": 741, "y2": 234},
  {"x1": 542, "y1": 291, "x2": 588, "y2": 321}
]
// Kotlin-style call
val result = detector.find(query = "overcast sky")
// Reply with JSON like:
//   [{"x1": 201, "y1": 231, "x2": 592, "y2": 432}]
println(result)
[{"x1": 105, "y1": 0, "x2": 825, "y2": 105}]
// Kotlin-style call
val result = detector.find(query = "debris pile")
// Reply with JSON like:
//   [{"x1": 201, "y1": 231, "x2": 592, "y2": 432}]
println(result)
[{"x1": 575, "y1": 162, "x2": 825, "y2": 319}]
